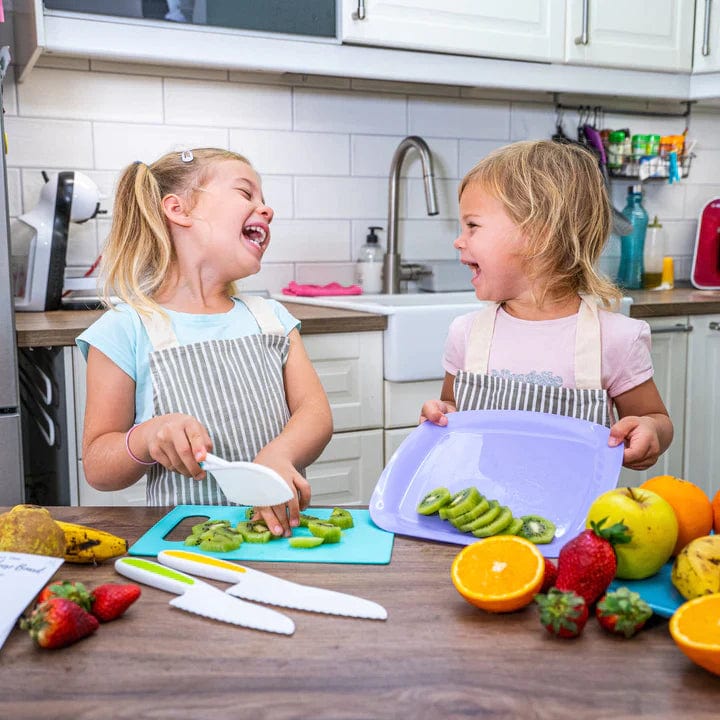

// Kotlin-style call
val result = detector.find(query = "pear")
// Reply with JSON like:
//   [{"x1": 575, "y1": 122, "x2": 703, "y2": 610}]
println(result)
[{"x1": 0, "y1": 504, "x2": 65, "y2": 557}]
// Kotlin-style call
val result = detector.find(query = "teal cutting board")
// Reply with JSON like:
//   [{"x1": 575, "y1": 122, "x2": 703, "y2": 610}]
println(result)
[
  {"x1": 608, "y1": 562, "x2": 684, "y2": 618},
  {"x1": 129, "y1": 505, "x2": 394, "y2": 565}
]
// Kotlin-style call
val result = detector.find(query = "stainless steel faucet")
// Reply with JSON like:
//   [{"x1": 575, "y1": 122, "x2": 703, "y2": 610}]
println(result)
[{"x1": 383, "y1": 136, "x2": 439, "y2": 294}]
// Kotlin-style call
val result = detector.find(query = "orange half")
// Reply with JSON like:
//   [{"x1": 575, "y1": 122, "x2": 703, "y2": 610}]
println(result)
[
  {"x1": 451, "y1": 535, "x2": 545, "y2": 613},
  {"x1": 669, "y1": 594, "x2": 720, "y2": 676}
]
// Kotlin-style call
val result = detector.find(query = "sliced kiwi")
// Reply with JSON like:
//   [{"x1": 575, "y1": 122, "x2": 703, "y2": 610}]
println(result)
[
  {"x1": 518, "y1": 515, "x2": 556, "y2": 544},
  {"x1": 199, "y1": 535, "x2": 242, "y2": 552},
  {"x1": 500, "y1": 517, "x2": 524, "y2": 536},
  {"x1": 191, "y1": 519, "x2": 231, "y2": 536},
  {"x1": 444, "y1": 487, "x2": 483, "y2": 520},
  {"x1": 448, "y1": 496, "x2": 490, "y2": 528},
  {"x1": 457, "y1": 500, "x2": 501, "y2": 532},
  {"x1": 308, "y1": 520, "x2": 342, "y2": 544},
  {"x1": 470, "y1": 506, "x2": 514, "y2": 538},
  {"x1": 236, "y1": 521, "x2": 272, "y2": 543},
  {"x1": 183, "y1": 534, "x2": 202, "y2": 547},
  {"x1": 299, "y1": 513, "x2": 322, "y2": 528},
  {"x1": 289, "y1": 536, "x2": 325, "y2": 548},
  {"x1": 416, "y1": 487, "x2": 452, "y2": 516},
  {"x1": 327, "y1": 508, "x2": 354, "y2": 529}
]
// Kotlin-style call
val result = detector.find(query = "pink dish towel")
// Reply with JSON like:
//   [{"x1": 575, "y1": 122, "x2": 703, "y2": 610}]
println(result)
[{"x1": 282, "y1": 281, "x2": 363, "y2": 297}]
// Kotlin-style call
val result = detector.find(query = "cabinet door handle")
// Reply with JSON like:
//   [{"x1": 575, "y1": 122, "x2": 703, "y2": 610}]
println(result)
[
  {"x1": 651, "y1": 324, "x2": 693, "y2": 334},
  {"x1": 710, "y1": 321, "x2": 720, "y2": 331},
  {"x1": 574, "y1": 0, "x2": 590, "y2": 45},
  {"x1": 703, "y1": 0, "x2": 713, "y2": 56},
  {"x1": 352, "y1": 0, "x2": 367, "y2": 20}
]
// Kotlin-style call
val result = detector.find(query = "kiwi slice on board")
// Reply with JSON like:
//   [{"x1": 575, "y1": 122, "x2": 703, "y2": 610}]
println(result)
[
  {"x1": 299, "y1": 513, "x2": 322, "y2": 528},
  {"x1": 444, "y1": 487, "x2": 483, "y2": 520},
  {"x1": 457, "y1": 500, "x2": 500, "y2": 532},
  {"x1": 470, "y1": 506, "x2": 514, "y2": 538},
  {"x1": 236, "y1": 521, "x2": 272, "y2": 543},
  {"x1": 289, "y1": 536, "x2": 325, "y2": 548},
  {"x1": 328, "y1": 508, "x2": 354, "y2": 529},
  {"x1": 183, "y1": 534, "x2": 202, "y2": 547},
  {"x1": 308, "y1": 521, "x2": 342, "y2": 544},
  {"x1": 416, "y1": 487, "x2": 452, "y2": 516},
  {"x1": 518, "y1": 515, "x2": 556, "y2": 544},
  {"x1": 192, "y1": 520, "x2": 231, "y2": 535},
  {"x1": 500, "y1": 517, "x2": 524, "y2": 536},
  {"x1": 199, "y1": 535, "x2": 242, "y2": 552},
  {"x1": 448, "y1": 497, "x2": 490, "y2": 528}
]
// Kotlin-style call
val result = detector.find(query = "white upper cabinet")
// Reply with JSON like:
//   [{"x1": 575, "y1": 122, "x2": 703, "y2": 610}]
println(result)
[
  {"x1": 565, "y1": 0, "x2": 694, "y2": 72},
  {"x1": 693, "y1": 0, "x2": 720, "y2": 72},
  {"x1": 340, "y1": 0, "x2": 566, "y2": 63}
]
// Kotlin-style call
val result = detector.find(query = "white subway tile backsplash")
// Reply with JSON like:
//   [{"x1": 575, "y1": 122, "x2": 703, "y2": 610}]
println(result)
[
  {"x1": 92, "y1": 122, "x2": 228, "y2": 169},
  {"x1": 265, "y1": 219, "x2": 351, "y2": 262},
  {"x1": 351, "y1": 135, "x2": 458, "y2": 179},
  {"x1": 458, "y1": 139, "x2": 510, "y2": 176},
  {"x1": 405, "y1": 178, "x2": 458, "y2": 219},
  {"x1": 6, "y1": 117, "x2": 94, "y2": 168},
  {"x1": 230, "y1": 129, "x2": 349, "y2": 176},
  {"x1": 510, "y1": 102, "x2": 556, "y2": 141},
  {"x1": 689, "y1": 110, "x2": 720, "y2": 150},
  {"x1": 686, "y1": 149, "x2": 720, "y2": 184},
  {"x1": 295, "y1": 176, "x2": 387, "y2": 219},
  {"x1": 262, "y1": 176, "x2": 294, "y2": 218},
  {"x1": 409, "y1": 97, "x2": 510, "y2": 140},
  {"x1": 17, "y1": 68, "x2": 163, "y2": 122},
  {"x1": 684, "y1": 184, "x2": 720, "y2": 220},
  {"x1": 294, "y1": 88, "x2": 406, "y2": 135},
  {"x1": 642, "y1": 182, "x2": 687, "y2": 221},
  {"x1": 164, "y1": 78, "x2": 292, "y2": 129},
  {"x1": 235, "y1": 263, "x2": 294, "y2": 295},
  {"x1": 295, "y1": 262, "x2": 357, "y2": 286},
  {"x1": 65, "y1": 221, "x2": 99, "y2": 267},
  {"x1": 662, "y1": 220, "x2": 698, "y2": 257}
]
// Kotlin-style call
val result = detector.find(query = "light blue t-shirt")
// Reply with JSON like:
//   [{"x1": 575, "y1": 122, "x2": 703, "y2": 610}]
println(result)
[{"x1": 76, "y1": 297, "x2": 300, "y2": 424}]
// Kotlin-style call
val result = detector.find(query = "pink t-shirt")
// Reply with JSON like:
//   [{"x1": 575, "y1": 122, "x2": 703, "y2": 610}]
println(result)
[{"x1": 442, "y1": 305, "x2": 652, "y2": 399}]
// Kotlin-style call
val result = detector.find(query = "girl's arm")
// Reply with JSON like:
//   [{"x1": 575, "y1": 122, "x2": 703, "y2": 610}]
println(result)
[
  {"x1": 609, "y1": 378, "x2": 674, "y2": 471},
  {"x1": 82, "y1": 347, "x2": 212, "y2": 490},
  {"x1": 251, "y1": 329, "x2": 333, "y2": 534},
  {"x1": 419, "y1": 372, "x2": 457, "y2": 426}
]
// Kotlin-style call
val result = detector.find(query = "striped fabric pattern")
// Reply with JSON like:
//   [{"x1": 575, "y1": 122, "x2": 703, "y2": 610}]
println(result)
[
  {"x1": 145, "y1": 333, "x2": 290, "y2": 506},
  {"x1": 454, "y1": 371, "x2": 609, "y2": 427}
]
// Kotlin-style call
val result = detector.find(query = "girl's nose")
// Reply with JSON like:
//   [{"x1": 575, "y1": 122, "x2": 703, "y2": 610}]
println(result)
[
  {"x1": 453, "y1": 234, "x2": 464, "y2": 249},
  {"x1": 259, "y1": 202, "x2": 274, "y2": 223}
]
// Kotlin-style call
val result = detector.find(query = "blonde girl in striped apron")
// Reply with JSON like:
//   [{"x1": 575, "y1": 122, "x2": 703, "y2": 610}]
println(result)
[
  {"x1": 78, "y1": 149, "x2": 333, "y2": 536},
  {"x1": 421, "y1": 140, "x2": 673, "y2": 472}
]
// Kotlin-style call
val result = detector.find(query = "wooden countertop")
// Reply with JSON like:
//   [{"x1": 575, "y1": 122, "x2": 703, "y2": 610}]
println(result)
[
  {"x1": 14, "y1": 302, "x2": 387, "y2": 348},
  {"x1": 629, "y1": 287, "x2": 720, "y2": 318},
  {"x1": 1, "y1": 506, "x2": 718, "y2": 719}
]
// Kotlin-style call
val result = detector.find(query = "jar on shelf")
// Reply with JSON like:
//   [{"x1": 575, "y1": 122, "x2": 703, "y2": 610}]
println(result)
[{"x1": 608, "y1": 131, "x2": 626, "y2": 169}]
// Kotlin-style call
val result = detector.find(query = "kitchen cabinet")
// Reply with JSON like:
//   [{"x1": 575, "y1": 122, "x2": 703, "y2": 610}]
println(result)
[
  {"x1": 565, "y1": 0, "x2": 694, "y2": 72},
  {"x1": 693, "y1": 0, "x2": 720, "y2": 72},
  {"x1": 340, "y1": 0, "x2": 566, "y2": 63}
]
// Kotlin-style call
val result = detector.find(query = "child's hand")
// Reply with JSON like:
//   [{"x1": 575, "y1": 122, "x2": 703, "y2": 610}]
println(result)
[
  {"x1": 143, "y1": 413, "x2": 213, "y2": 479},
  {"x1": 419, "y1": 399, "x2": 457, "y2": 426},
  {"x1": 608, "y1": 416, "x2": 662, "y2": 470},
  {"x1": 250, "y1": 451, "x2": 311, "y2": 538}
]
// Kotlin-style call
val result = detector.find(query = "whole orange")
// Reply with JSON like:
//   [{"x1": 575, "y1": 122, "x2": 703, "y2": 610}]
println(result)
[
  {"x1": 640, "y1": 475, "x2": 713, "y2": 556},
  {"x1": 713, "y1": 489, "x2": 720, "y2": 534}
]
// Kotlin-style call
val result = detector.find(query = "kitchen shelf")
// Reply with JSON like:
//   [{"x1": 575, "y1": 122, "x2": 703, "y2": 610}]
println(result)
[{"x1": 608, "y1": 153, "x2": 695, "y2": 181}]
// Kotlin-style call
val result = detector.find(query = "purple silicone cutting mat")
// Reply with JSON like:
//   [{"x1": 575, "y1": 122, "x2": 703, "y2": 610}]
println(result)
[{"x1": 369, "y1": 410, "x2": 624, "y2": 557}]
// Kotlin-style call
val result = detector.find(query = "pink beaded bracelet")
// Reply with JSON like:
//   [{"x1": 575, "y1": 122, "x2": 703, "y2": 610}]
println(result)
[{"x1": 125, "y1": 424, "x2": 157, "y2": 466}]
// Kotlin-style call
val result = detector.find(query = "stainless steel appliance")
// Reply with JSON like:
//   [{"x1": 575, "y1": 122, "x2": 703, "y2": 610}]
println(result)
[{"x1": 0, "y1": 47, "x2": 24, "y2": 504}]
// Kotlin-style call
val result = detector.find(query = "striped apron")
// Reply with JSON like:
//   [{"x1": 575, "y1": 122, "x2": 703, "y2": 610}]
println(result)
[
  {"x1": 454, "y1": 296, "x2": 610, "y2": 427},
  {"x1": 138, "y1": 295, "x2": 291, "y2": 506}
]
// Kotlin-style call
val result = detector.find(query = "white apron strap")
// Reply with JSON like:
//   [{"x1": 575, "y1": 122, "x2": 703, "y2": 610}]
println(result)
[
  {"x1": 574, "y1": 295, "x2": 602, "y2": 390},
  {"x1": 238, "y1": 294, "x2": 285, "y2": 335},
  {"x1": 464, "y1": 303, "x2": 500, "y2": 374},
  {"x1": 138, "y1": 311, "x2": 179, "y2": 352}
]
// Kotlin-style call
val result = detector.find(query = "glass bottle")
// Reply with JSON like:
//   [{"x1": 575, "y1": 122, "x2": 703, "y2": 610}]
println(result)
[
  {"x1": 616, "y1": 185, "x2": 649, "y2": 290},
  {"x1": 643, "y1": 216, "x2": 665, "y2": 289}
]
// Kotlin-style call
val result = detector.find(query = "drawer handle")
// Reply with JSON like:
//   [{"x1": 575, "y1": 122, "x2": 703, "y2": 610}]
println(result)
[
  {"x1": 574, "y1": 0, "x2": 590, "y2": 45},
  {"x1": 703, "y1": 0, "x2": 713, "y2": 56},
  {"x1": 710, "y1": 321, "x2": 720, "y2": 331},
  {"x1": 652, "y1": 324, "x2": 692, "y2": 334},
  {"x1": 352, "y1": 0, "x2": 366, "y2": 20}
]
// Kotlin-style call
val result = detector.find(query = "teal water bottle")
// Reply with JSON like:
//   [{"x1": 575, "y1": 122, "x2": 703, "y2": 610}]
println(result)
[{"x1": 616, "y1": 185, "x2": 649, "y2": 290}]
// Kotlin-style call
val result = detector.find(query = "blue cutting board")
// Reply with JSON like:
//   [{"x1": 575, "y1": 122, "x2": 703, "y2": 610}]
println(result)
[
  {"x1": 129, "y1": 505, "x2": 394, "y2": 565},
  {"x1": 608, "y1": 562, "x2": 684, "y2": 618}
]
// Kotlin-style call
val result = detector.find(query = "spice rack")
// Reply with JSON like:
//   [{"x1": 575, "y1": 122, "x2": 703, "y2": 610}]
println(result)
[{"x1": 608, "y1": 153, "x2": 694, "y2": 181}]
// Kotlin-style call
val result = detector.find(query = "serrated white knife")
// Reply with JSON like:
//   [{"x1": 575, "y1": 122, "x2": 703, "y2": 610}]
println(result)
[
  {"x1": 158, "y1": 550, "x2": 388, "y2": 621},
  {"x1": 115, "y1": 557, "x2": 295, "y2": 635}
]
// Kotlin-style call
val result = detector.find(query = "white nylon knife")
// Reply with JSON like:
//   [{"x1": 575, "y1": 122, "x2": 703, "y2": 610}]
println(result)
[
  {"x1": 201, "y1": 453, "x2": 293, "y2": 507},
  {"x1": 157, "y1": 549, "x2": 388, "y2": 621},
  {"x1": 115, "y1": 557, "x2": 295, "y2": 635}
]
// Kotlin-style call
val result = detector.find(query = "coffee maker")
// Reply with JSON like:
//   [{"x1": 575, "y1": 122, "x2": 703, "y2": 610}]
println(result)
[{"x1": 13, "y1": 171, "x2": 102, "y2": 311}]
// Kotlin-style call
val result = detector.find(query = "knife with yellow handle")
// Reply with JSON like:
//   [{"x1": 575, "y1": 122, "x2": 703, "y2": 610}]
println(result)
[
  {"x1": 157, "y1": 550, "x2": 388, "y2": 620},
  {"x1": 115, "y1": 557, "x2": 295, "y2": 635}
]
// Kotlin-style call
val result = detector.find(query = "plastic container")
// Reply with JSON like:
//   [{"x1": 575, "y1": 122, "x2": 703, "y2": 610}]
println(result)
[
  {"x1": 607, "y1": 131, "x2": 626, "y2": 169},
  {"x1": 617, "y1": 185, "x2": 649, "y2": 290},
  {"x1": 356, "y1": 225, "x2": 383, "y2": 294},
  {"x1": 643, "y1": 216, "x2": 665, "y2": 289}
]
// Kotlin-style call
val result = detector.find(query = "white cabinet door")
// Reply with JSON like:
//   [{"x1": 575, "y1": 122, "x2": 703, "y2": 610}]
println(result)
[
  {"x1": 77, "y1": 460, "x2": 149, "y2": 507},
  {"x1": 340, "y1": 0, "x2": 566, "y2": 63},
  {"x1": 683, "y1": 314, "x2": 720, "y2": 499},
  {"x1": 618, "y1": 317, "x2": 690, "y2": 487},
  {"x1": 565, "y1": 0, "x2": 694, "y2": 71},
  {"x1": 693, "y1": 0, "x2": 720, "y2": 71}
]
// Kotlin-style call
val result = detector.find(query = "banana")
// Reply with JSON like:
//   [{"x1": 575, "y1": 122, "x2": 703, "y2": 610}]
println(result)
[
  {"x1": 56, "y1": 521, "x2": 128, "y2": 564},
  {"x1": 671, "y1": 535, "x2": 720, "y2": 600}
]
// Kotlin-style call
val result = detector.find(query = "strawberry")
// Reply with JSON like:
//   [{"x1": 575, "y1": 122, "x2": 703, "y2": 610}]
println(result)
[
  {"x1": 37, "y1": 580, "x2": 92, "y2": 612},
  {"x1": 91, "y1": 582, "x2": 141, "y2": 622},
  {"x1": 555, "y1": 518, "x2": 631, "y2": 606},
  {"x1": 596, "y1": 587, "x2": 653, "y2": 638},
  {"x1": 535, "y1": 588, "x2": 589, "y2": 639},
  {"x1": 540, "y1": 557, "x2": 558, "y2": 593},
  {"x1": 20, "y1": 597, "x2": 99, "y2": 649}
]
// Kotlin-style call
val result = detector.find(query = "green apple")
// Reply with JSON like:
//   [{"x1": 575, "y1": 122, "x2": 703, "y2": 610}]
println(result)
[{"x1": 586, "y1": 487, "x2": 678, "y2": 580}]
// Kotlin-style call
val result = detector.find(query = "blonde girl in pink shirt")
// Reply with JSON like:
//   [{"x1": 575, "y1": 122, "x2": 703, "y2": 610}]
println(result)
[{"x1": 421, "y1": 140, "x2": 672, "y2": 471}]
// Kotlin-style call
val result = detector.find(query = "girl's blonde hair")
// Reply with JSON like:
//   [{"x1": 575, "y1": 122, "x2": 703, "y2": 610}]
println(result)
[
  {"x1": 459, "y1": 140, "x2": 622, "y2": 307},
  {"x1": 101, "y1": 147, "x2": 252, "y2": 314}
]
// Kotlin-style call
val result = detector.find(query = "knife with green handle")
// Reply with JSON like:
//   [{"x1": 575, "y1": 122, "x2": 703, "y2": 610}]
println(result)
[
  {"x1": 157, "y1": 549, "x2": 388, "y2": 620},
  {"x1": 114, "y1": 557, "x2": 295, "y2": 635}
]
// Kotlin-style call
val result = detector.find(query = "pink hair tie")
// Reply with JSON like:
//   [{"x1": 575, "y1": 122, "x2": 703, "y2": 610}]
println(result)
[{"x1": 125, "y1": 424, "x2": 157, "y2": 466}]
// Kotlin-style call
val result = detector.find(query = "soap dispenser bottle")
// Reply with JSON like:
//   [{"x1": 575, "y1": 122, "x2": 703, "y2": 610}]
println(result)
[
  {"x1": 616, "y1": 185, "x2": 649, "y2": 290},
  {"x1": 356, "y1": 226, "x2": 384, "y2": 294}
]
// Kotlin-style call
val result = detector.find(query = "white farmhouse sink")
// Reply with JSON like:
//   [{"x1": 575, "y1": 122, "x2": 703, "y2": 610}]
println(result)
[{"x1": 277, "y1": 292, "x2": 632, "y2": 383}]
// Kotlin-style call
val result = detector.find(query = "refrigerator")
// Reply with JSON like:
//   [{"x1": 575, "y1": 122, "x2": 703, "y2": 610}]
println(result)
[{"x1": 0, "y1": 47, "x2": 25, "y2": 505}]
